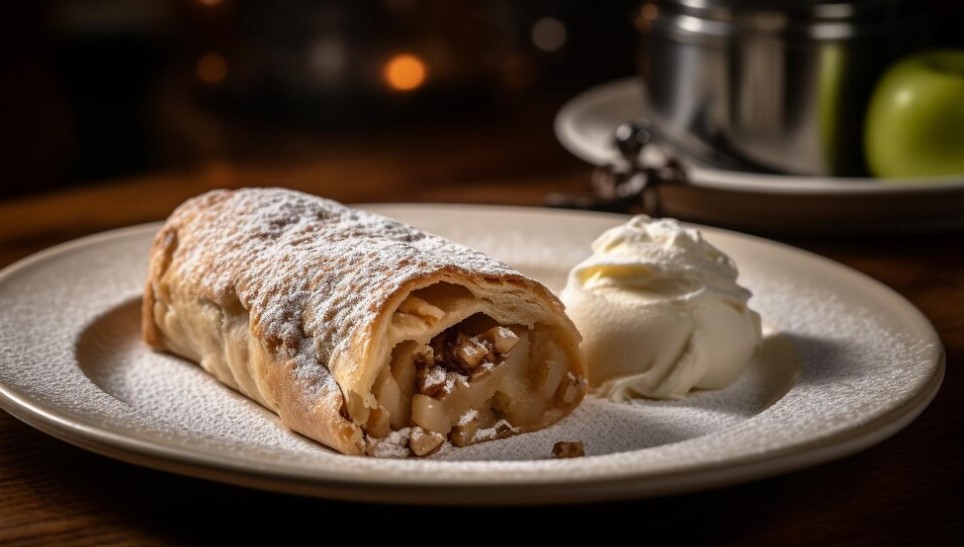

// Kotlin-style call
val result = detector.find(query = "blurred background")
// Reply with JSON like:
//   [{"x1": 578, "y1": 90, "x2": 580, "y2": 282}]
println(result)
[
  {"x1": 2, "y1": 0, "x2": 645, "y2": 198},
  {"x1": 2, "y1": 0, "x2": 963, "y2": 198}
]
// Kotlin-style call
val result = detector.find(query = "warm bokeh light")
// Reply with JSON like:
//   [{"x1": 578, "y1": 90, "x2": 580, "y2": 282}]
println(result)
[
  {"x1": 531, "y1": 17, "x2": 567, "y2": 52},
  {"x1": 196, "y1": 52, "x2": 228, "y2": 84},
  {"x1": 635, "y1": 3, "x2": 659, "y2": 31},
  {"x1": 198, "y1": 0, "x2": 224, "y2": 7},
  {"x1": 308, "y1": 37, "x2": 348, "y2": 84},
  {"x1": 382, "y1": 53, "x2": 427, "y2": 92}
]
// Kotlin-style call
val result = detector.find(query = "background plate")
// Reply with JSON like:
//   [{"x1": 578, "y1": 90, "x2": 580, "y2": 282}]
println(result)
[
  {"x1": 555, "y1": 78, "x2": 964, "y2": 234},
  {"x1": 0, "y1": 204, "x2": 944, "y2": 504}
]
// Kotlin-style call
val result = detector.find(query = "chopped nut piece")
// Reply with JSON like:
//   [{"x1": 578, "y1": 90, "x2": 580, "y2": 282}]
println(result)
[
  {"x1": 422, "y1": 322, "x2": 523, "y2": 376},
  {"x1": 409, "y1": 426, "x2": 446, "y2": 456},
  {"x1": 480, "y1": 326, "x2": 520, "y2": 355},
  {"x1": 552, "y1": 441, "x2": 585, "y2": 459},
  {"x1": 561, "y1": 373, "x2": 586, "y2": 404},
  {"x1": 471, "y1": 418, "x2": 518, "y2": 443},
  {"x1": 487, "y1": 327, "x2": 519, "y2": 353},
  {"x1": 494, "y1": 420, "x2": 514, "y2": 435},
  {"x1": 413, "y1": 344, "x2": 435, "y2": 367},
  {"x1": 450, "y1": 370, "x2": 469, "y2": 391},
  {"x1": 450, "y1": 409, "x2": 482, "y2": 447},
  {"x1": 416, "y1": 364, "x2": 447, "y2": 397},
  {"x1": 455, "y1": 335, "x2": 489, "y2": 370}
]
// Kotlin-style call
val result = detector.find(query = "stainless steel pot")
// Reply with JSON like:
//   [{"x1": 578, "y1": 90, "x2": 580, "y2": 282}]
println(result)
[{"x1": 637, "y1": 0, "x2": 924, "y2": 176}]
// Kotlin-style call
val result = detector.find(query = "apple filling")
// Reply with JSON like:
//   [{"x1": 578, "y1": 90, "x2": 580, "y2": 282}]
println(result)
[{"x1": 366, "y1": 299, "x2": 582, "y2": 456}]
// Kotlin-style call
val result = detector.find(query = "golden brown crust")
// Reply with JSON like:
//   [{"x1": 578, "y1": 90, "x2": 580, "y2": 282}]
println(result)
[{"x1": 143, "y1": 188, "x2": 585, "y2": 456}]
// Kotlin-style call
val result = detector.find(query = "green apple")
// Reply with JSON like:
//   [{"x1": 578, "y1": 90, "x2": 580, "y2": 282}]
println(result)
[{"x1": 864, "y1": 49, "x2": 964, "y2": 180}]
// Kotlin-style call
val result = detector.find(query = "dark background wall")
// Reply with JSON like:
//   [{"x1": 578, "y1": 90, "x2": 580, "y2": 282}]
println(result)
[{"x1": 2, "y1": 0, "x2": 961, "y2": 198}]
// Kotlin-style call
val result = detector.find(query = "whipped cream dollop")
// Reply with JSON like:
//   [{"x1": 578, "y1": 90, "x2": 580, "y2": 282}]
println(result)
[{"x1": 560, "y1": 216, "x2": 762, "y2": 400}]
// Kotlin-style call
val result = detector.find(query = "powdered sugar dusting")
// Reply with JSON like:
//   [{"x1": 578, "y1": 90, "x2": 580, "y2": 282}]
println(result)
[
  {"x1": 368, "y1": 428, "x2": 413, "y2": 458},
  {"x1": 0, "y1": 205, "x2": 942, "y2": 501},
  {"x1": 158, "y1": 189, "x2": 520, "y2": 388}
]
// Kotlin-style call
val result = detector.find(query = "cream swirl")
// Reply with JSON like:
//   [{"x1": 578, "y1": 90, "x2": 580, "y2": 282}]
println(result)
[{"x1": 560, "y1": 216, "x2": 762, "y2": 400}]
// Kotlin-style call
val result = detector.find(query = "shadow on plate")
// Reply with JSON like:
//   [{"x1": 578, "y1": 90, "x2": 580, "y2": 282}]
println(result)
[{"x1": 75, "y1": 297, "x2": 144, "y2": 404}]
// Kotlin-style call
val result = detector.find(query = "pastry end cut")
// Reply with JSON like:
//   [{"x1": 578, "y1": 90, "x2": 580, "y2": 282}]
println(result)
[{"x1": 358, "y1": 280, "x2": 587, "y2": 457}]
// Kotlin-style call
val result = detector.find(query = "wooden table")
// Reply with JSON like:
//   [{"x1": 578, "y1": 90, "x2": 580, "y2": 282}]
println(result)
[{"x1": 1, "y1": 105, "x2": 961, "y2": 545}]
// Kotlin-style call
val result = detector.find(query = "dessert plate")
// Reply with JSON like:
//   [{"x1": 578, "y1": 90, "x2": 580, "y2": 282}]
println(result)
[
  {"x1": 0, "y1": 204, "x2": 944, "y2": 504},
  {"x1": 555, "y1": 77, "x2": 964, "y2": 234}
]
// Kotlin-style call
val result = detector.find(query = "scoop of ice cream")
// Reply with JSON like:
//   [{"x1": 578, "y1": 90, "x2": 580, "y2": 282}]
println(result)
[{"x1": 560, "y1": 215, "x2": 762, "y2": 400}]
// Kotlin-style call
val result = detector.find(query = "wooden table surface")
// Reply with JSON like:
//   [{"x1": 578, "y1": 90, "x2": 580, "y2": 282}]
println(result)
[{"x1": 0, "y1": 105, "x2": 961, "y2": 546}]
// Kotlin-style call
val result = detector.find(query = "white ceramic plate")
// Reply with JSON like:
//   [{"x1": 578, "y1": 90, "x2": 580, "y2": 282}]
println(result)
[
  {"x1": 555, "y1": 77, "x2": 964, "y2": 234},
  {"x1": 0, "y1": 204, "x2": 944, "y2": 504}
]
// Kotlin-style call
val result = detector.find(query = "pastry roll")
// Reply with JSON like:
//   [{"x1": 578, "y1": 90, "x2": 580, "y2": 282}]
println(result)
[{"x1": 142, "y1": 188, "x2": 586, "y2": 457}]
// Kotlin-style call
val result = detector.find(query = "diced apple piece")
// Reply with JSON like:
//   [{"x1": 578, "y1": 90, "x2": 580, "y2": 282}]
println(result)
[
  {"x1": 442, "y1": 363, "x2": 510, "y2": 423},
  {"x1": 373, "y1": 365, "x2": 407, "y2": 428},
  {"x1": 397, "y1": 295, "x2": 445, "y2": 321},
  {"x1": 390, "y1": 343, "x2": 417, "y2": 412},
  {"x1": 535, "y1": 358, "x2": 567, "y2": 399},
  {"x1": 366, "y1": 406, "x2": 391, "y2": 439},
  {"x1": 493, "y1": 376, "x2": 547, "y2": 425},
  {"x1": 412, "y1": 394, "x2": 453, "y2": 434},
  {"x1": 460, "y1": 367, "x2": 504, "y2": 409},
  {"x1": 496, "y1": 374, "x2": 527, "y2": 400},
  {"x1": 347, "y1": 391, "x2": 370, "y2": 425},
  {"x1": 501, "y1": 330, "x2": 529, "y2": 375}
]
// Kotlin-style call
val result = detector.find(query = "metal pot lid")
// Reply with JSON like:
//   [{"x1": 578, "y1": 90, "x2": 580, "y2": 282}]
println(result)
[
  {"x1": 651, "y1": 0, "x2": 910, "y2": 21},
  {"x1": 640, "y1": 0, "x2": 916, "y2": 40}
]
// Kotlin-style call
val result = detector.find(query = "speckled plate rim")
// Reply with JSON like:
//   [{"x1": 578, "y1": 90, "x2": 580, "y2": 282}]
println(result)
[{"x1": 0, "y1": 204, "x2": 945, "y2": 505}]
